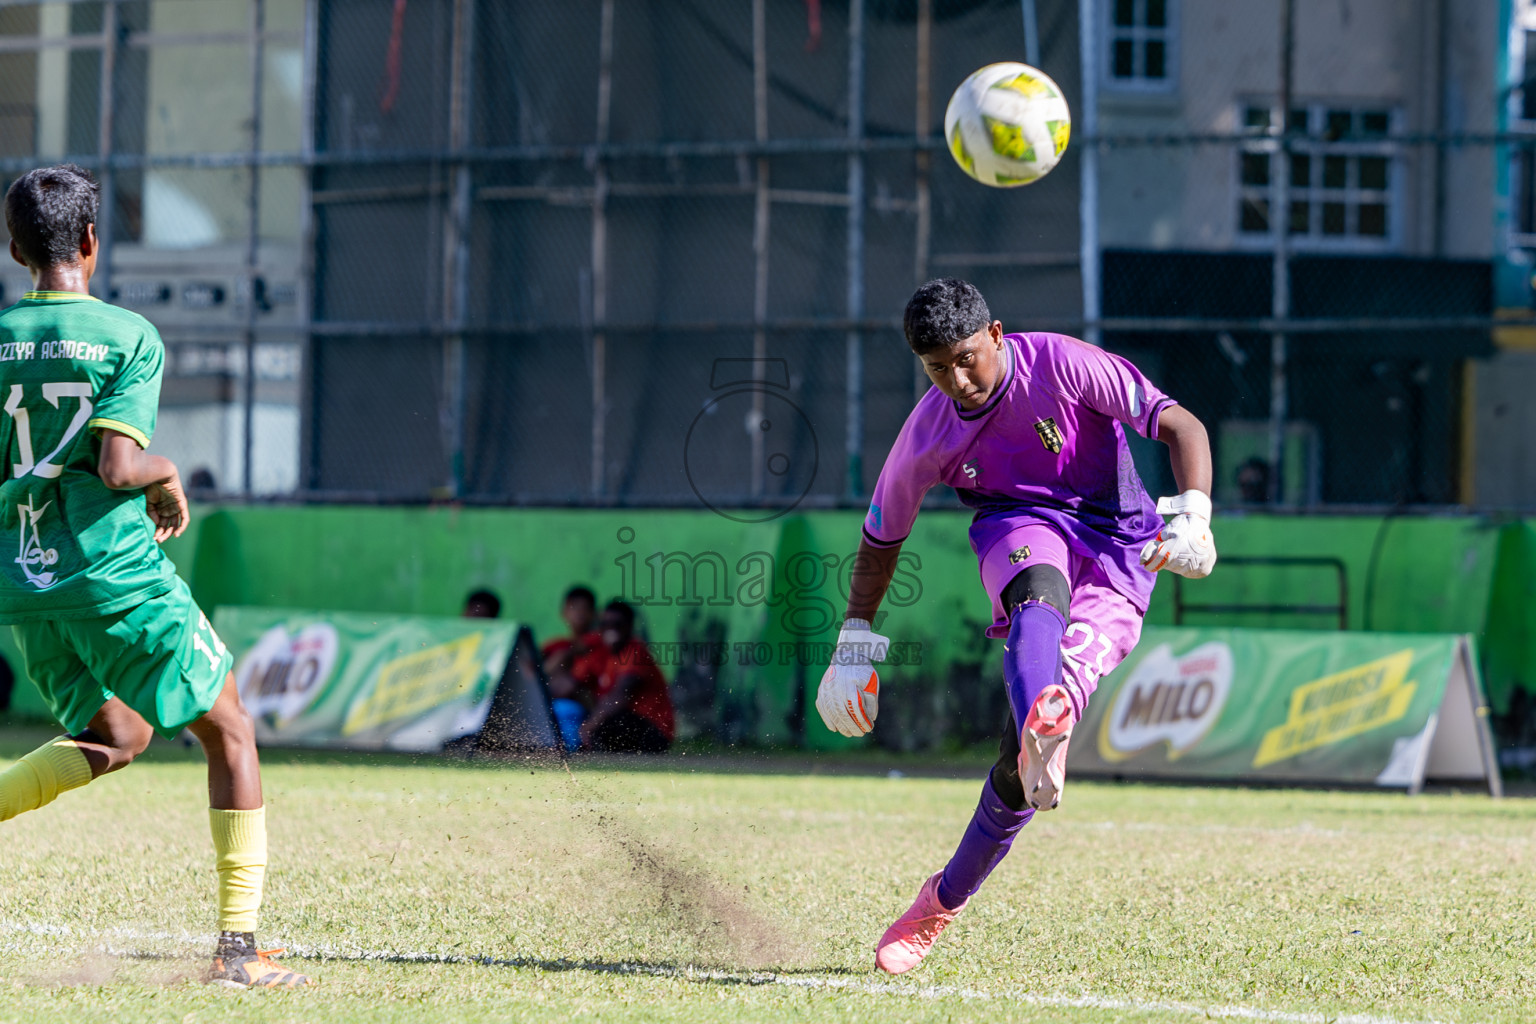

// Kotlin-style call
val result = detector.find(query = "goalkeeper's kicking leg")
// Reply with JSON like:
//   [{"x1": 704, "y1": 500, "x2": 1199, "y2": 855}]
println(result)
[
  {"x1": 875, "y1": 562, "x2": 1144, "y2": 975},
  {"x1": 873, "y1": 564, "x2": 1068, "y2": 974}
]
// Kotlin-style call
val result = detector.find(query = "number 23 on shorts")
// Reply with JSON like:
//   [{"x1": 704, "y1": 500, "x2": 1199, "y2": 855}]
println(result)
[{"x1": 1061, "y1": 621, "x2": 1114, "y2": 686}]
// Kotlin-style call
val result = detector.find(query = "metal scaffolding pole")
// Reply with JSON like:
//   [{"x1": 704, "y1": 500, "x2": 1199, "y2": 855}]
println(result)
[
  {"x1": 913, "y1": 0, "x2": 932, "y2": 404},
  {"x1": 1021, "y1": 0, "x2": 1040, "y2": 67},
  {"x1": 1431, "y1": 0, "x2": 1448, "y2": 257},
  {"x1": 298, "y1": 0, "x2": 319, "y2": 492},
  {"x1": 93, "y1": 0, "x2": 118, "y2": 302},
  {"x1": 845, "y1": 0, "x2": 866, "y2": 498},
  {"x1": 590, "y1": 0, "x2": 615, "y2": 500},
  {"x1": 1078, "y1": 0, "x2": 1101, "y2": 347},
  {"x1": 241, "y1": 0, "x2": 265, "y2": 496},
  {"x1": 750, "y1": 0, "x2": 771, "y2": 499},
  {"x1": 1269, "y1": 0, "x2": 1295, "y2": 504},
  {"x1": 442, "y1": 0, "x2": 475, "y2": 498}
]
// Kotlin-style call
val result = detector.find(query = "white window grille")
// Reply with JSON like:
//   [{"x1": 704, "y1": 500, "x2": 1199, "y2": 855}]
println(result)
[
  {"x1": 1505, "y1": 4, "x2": 1536, "y2": 248},
  {"x1": 1236, "y1": 104, "x2": 1400, "y2": 251},
  {"x1": 1104, "y1": 0, "x2": 1176, "y2": 93}
]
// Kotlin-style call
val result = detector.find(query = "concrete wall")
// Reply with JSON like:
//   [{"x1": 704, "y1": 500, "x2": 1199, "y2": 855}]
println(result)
[
  {"x1": 1469, "y1": 348, "x2": 1536, "y2": 506},
  {"x1": 1099, "y1": 0, "x2": 1497, "y2": 257}
]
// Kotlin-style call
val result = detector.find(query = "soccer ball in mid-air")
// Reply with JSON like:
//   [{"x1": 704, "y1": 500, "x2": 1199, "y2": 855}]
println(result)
[{"x1": 944, "y1": 62, "x2": 1071, "y2": 187}]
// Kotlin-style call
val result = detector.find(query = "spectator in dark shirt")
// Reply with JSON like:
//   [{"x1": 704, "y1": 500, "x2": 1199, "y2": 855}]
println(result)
[
  {"x1": 580, "y1": 600, "x2": 674, "y2": 754},
  {"x1": 463, "y1": 589, "x2": 502, "y2": 619}
]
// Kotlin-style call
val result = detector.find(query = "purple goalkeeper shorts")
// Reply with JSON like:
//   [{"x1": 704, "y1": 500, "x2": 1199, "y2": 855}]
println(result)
[{"x1": 973, "y1": 516, "x2": 1145, "y2": 716}]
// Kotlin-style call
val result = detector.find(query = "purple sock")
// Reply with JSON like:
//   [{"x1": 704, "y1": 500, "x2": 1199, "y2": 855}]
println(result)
[
  {"x1": 931, "y1": 601, "x2": 1066, "y2": 911},
  {"x1": 936, "y1": 774, "x2": 1033, "y2": 910},
  {"x1": 1004, "y1": 600, "x2": 1068, "y2": 726}
]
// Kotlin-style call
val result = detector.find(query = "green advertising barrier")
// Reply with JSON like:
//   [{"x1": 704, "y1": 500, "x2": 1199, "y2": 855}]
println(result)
[
  {"x1": 215, "y1": 606, "x2": 532, "y2": 752},
  {"x1": 169, "y1": 505, "x2": 1533, "y2": 752},
  {"x1": 9, "y1": 502, "x2": 1527, "y2": 757},
  {"x1": 1071, "y1": 627, "x2": 1501, "y2": 794}
]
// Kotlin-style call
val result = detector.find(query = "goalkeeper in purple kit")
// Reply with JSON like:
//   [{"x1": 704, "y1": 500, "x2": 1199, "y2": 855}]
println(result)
[{"x1": 816, "y1": 279, "x2": 1215, "y2": 974}]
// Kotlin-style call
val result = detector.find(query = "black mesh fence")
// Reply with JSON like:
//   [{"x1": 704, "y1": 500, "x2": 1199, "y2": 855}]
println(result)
[{"x1": 0, "y1": 0, "x2": 1520, "y2": 508}]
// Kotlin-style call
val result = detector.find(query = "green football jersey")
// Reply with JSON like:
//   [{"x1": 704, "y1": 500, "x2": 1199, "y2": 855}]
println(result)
[{"x1": 0, "y1": 290, "x2": 177, "y2": 622}]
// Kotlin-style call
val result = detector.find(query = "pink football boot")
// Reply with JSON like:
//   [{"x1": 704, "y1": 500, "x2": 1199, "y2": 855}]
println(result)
[
  {"x1": 875, "y1": 871, "x2": 967, "y2": 974},
  {"x1": 1020, "y1": 684, "x2": 1074, "y2": 811}
]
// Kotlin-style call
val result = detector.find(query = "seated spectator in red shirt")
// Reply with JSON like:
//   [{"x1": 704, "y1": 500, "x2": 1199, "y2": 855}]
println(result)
[
  {"x1": 541, "y1": 586, "x2": 603, "y2": 751},
  {"x1": 580, "y1": 600, "x2": 674, "y2": 754},
  {"x1": 541, "y1": 586, "x2": 602, "y2": 695}
]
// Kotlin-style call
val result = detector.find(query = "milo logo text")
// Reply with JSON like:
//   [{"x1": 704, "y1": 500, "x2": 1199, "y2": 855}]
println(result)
[
  {"x1": 1098, "y1": 641, "x2": 1232, "y2": 762},
  {"x1": 235, "y1": 622, "x2": 340, "y2": 728}
]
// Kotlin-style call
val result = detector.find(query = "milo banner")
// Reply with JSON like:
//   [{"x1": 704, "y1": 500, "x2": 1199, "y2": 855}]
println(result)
[
  {"x1": 1070, "y1": 628, "x2": 1501, "y2": 795},
  {"x1": 215, "y1": 607, "x2": 555, "y2": 752}
]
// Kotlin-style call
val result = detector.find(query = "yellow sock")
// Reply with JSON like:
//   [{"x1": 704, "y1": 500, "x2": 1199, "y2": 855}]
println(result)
[
  {"x1": 0, "y1": 736, "x2": 92, "y2": 822},
  {"x1": 210, "y1": 806, "x2": 267, "y2": 933}
]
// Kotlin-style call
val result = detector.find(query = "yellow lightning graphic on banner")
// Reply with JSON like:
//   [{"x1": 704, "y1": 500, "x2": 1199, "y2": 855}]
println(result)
[
  {"x1": 1252, "y1": 649, "x2": 1417, "y2": 767},
  {"x1": 342, "y1": 633, "x2": 484, "y2": 736}
]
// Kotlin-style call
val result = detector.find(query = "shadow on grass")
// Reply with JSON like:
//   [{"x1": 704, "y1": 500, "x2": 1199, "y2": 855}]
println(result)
[
  {"x1": 0, "y1": 723, "x2": 993, "y2": 781},
  {"x1": 116, "y1": 949, "x2": 852, "y2": 982},
  {"x1": 4, "y1": 723, "x2": 1528, "y2": 797}
]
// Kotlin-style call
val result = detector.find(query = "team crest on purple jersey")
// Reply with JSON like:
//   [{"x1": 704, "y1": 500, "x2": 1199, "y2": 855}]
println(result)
[
  {"x1": 1008, "y1": 546, "x2": 1031, "y2": 564},
  {"x1": 962, "y1": 459, "x2": 980, "y2": 480},
  {"x1": 1034, "y1": 417, "x2": 1064, "y2": 454}
]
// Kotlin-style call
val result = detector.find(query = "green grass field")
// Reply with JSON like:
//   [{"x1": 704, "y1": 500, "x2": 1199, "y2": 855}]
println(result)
[{"x1": 0, "y1": 727, "x2": 1531, "y2": 1024}]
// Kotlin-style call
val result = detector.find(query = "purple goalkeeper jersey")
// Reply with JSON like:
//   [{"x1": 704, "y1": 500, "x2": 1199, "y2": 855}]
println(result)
[{"x1": 864, "y1": 332, "x2": 1175, "y2": 612}]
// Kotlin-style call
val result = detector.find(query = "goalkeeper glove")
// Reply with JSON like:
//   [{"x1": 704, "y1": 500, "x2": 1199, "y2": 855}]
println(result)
[
  {"x1": 815, "y1": 619, "x2": 889, "y2": 737},
  {"x1": 1139, "y1": 490, "x2": 1217, "y2": 579}
]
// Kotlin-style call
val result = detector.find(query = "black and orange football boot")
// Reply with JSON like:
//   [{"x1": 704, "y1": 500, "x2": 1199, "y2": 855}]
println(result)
[{"x1": 208, "y1": 932, "x2": 312, "y2": 988}]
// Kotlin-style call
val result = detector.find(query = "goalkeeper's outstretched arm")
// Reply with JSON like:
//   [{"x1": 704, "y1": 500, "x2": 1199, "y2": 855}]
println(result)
[
  {"x1": 815, "y1": 539, "x2": 902, "y2": 738},
  {"x1": 844, "y1": 538, "x2": 904, "y2": 624}
]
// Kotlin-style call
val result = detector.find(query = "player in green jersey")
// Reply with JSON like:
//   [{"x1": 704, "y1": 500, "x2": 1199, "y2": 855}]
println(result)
[{"x1": 0, "y1": 165, "x2": 308, "y2": 988}]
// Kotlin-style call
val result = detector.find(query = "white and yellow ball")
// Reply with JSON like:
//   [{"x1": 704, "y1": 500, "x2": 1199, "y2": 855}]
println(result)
[{"x1": 943, "y1": 62, "x2": 1071, "y2": 187}]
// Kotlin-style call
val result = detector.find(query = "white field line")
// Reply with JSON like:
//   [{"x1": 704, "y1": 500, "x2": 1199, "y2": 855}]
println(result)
[
  {"x1": 1055, "y1": 819, "x2": 1535, "y2": 847},
  {"x1": 0, "y1": 921, "x2": 1481, "y2": 1024}
]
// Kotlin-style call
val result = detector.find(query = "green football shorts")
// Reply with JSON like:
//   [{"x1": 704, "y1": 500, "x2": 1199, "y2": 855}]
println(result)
[{"x1": 12, "y1": 576, "x2": 233, "y2": 739}]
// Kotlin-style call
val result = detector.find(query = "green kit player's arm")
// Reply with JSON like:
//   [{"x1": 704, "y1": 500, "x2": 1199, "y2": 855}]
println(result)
[{"x1": 97, "y1": 429, "x2": 189, "y2": 543}]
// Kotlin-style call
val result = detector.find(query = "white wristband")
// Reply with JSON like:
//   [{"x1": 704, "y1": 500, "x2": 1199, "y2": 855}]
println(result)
[{"x1": 1155, "y1": 490, "x2": 1212, "y2": 520}]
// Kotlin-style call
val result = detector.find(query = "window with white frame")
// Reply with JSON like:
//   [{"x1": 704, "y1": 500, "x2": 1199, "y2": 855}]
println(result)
[
  {"x1": 1522, "y1": 29, "x2": 1536, "y2": 121},
  {"x1": 1506, "y1": 14, "x2": 1536, "y2": 243},
  {"x1": 1236, "y1": 104, "x2": 1399, "y2": 248},
  {"x1": 1104, "y1": 0, "x2": 1176, "y2": 92}
]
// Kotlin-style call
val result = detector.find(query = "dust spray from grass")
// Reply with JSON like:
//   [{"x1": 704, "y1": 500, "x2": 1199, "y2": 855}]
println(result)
[
  {"x1": 16, "y1": 949, "x2": 193, "y2": 988},
  {"x1": 20, "y1": 951, "x2": 118, "y2": 987},
  {"x1": 555, "y1": 764, "x2": 810, "y2": 971}
]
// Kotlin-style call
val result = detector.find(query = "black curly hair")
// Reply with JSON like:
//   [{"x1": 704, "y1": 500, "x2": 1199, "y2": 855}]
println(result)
[
  {"x1": 903, "y1": 278, "x2": 992, "y2": 355},
  {"x1": 4, "y1": 164, "x2": 99, "y2": 270}
]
